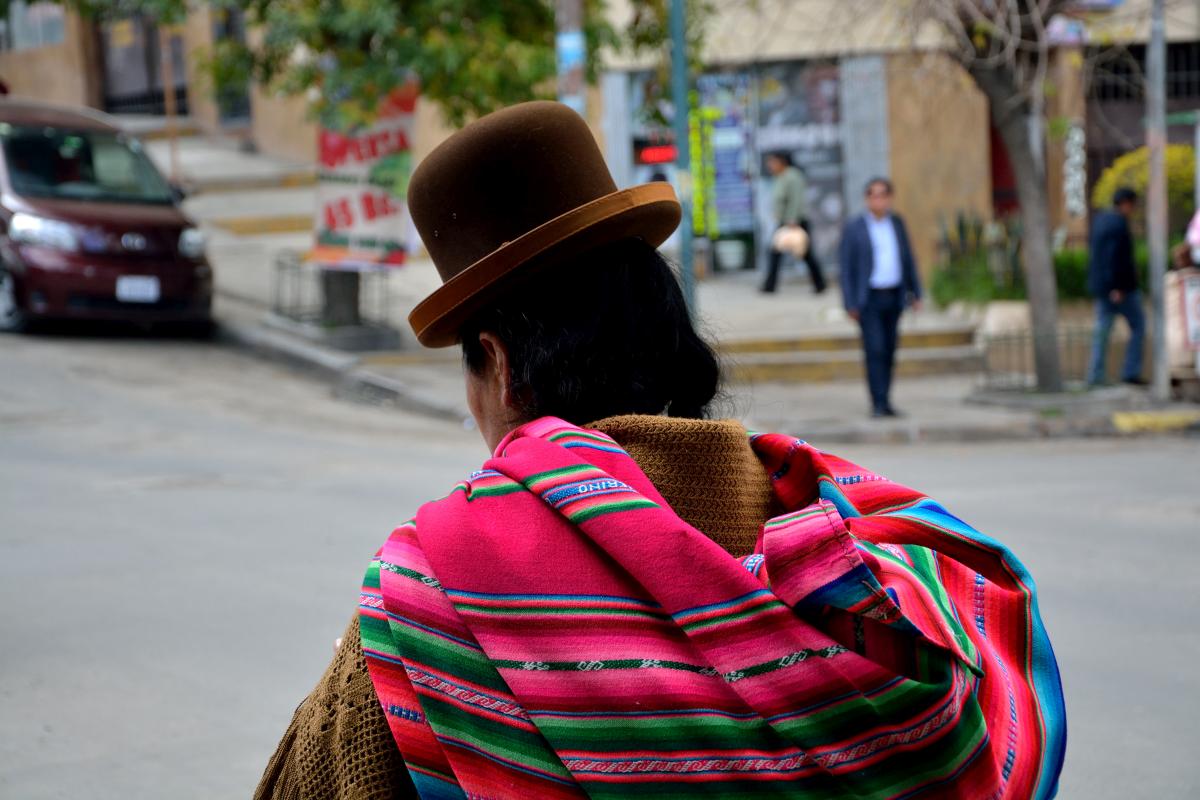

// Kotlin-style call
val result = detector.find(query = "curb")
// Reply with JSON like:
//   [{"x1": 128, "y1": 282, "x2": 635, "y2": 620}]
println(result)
[
  {"x1": 334, "y1": 367, "x2": 469, "y2": 423},
  {"x1": 214, "y1": 306, "x2": 1195, "y2": 442},
  {"x1": 1111, "y1": 410, "x2": 1200, "y2": 434},
  {"x1": 188, "y1": 172, "x2": 316, "y2": 194},
  {"x1": 217, "y1": 315, "x2": 358, "y2": 382},
  {"x1": 216, "y1": 313, "x2": 470, "y2": 425},
  {"x1": 211, "y1": 214, "x2": 312, "y2": 235}
]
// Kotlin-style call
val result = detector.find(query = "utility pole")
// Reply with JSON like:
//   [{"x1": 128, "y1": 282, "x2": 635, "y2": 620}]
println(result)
[
  {"x1": 555, "y1": 0, "x2": 586, "y2": 117},
  {"x1": 670, "y1": 0, "x2": 695, "y2": 312},
  {"x1": 1146, "y1": 0, "x2": 1169, "y2": 401}
]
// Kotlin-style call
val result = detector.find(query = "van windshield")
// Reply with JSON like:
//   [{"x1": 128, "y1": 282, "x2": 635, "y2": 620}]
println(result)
[{"x1": 0, "y1": 124, "x2": 174, "y2": 205}]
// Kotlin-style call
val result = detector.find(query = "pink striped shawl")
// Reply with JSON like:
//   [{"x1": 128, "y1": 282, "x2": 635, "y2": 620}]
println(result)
[{"x1": 359, "y1": 417, "x2": 1065, "y2": 799}]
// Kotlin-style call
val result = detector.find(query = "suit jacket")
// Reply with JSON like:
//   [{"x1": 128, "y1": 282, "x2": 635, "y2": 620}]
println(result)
[
  {"x1": 1088, "y1": 210, "x2": 1137, "y2": 296},
  {"x1": 838, "y1": 213, "x2": 922, "y2": 312}
]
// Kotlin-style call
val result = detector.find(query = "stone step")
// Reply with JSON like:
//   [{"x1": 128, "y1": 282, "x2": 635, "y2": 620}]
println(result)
[
  {"x1": 720, "y1": 326, "x2": 976, "y2": 354},
  {"x1": 727, "y1": 345, "x2": 983, "y2": 383}
]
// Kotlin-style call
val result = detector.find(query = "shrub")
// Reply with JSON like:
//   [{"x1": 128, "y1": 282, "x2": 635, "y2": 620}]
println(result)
[
  {"x1": 932, "y1": 241, "x2": 1177, "y2": 307},
  {"x1": 1091, "y1": 144, "x2": 1196, "y2": 233}
]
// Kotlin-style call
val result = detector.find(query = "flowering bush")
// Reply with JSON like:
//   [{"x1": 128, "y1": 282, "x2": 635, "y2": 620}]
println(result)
[{"x1": 1092, "y1": 144, "x2": 1195, "y2": 233}]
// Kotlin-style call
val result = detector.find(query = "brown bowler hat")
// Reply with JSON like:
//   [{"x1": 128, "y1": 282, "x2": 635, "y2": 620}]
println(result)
[{"x1": 407, "y1": 101, "x2": 681, "y2": 347}]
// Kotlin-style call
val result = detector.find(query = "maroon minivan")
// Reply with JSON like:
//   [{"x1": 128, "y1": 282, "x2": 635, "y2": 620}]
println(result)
[{"x1": 0, "y1": 99, "x2": 212, "y2": 332}]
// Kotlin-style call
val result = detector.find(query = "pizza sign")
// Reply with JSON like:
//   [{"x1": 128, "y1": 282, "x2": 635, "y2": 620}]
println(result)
[{"x1": 312, "y1": 82, "x2": 418, "y2": 268}]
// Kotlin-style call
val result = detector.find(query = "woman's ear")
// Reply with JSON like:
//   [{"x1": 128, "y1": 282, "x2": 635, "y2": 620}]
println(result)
[{"x1": 477, "y1": 331, "x2": 517, "y2": 410}]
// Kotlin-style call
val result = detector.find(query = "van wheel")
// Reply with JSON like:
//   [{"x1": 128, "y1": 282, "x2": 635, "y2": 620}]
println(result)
[{"x1": 0, "y1": 269, "x2": 28, "y2": 333}]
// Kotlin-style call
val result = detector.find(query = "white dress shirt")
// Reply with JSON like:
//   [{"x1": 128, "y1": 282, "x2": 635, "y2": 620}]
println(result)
[{"x1": 865, "y1": 213, "x2": 902, "y2": 289}]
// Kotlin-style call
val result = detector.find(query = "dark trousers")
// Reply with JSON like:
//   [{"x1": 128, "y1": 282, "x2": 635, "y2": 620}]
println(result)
[
  {"x1": 1087, "y1": 290, "x2": 1145, "y2": 384},
  {"x1": 761, "y1": 219, "x2": 826, "y2": 293},
  {"x1": 859, "y1": 288, "x2": 903, "y2": 411}
]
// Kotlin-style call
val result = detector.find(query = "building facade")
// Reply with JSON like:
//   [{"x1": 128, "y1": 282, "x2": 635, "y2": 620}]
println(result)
[
  {"x1": 601, "y1": 0, "x2": 1200, "y2": 279},
  {"x1": 3, "y1": 0, "x2": 1198, "y2": 278}
]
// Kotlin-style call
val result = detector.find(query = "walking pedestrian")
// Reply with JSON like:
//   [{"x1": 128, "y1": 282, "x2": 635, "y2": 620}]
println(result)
[
  {"x1": 760, "y1": 151, "x2": 825, "y2": 294},
  {"x1": 255, "y1": 103, "x2": 1064, "y2": 800},
  {"x1": 1087, "y1": 187, "x2": 1146, "y2": 387},
  {"x1": 838, "y1": 177, "x2": 922, "y2": 418}
]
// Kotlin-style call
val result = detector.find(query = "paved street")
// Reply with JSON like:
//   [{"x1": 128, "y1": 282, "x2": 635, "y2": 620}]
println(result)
[{"x1": 2, "y1": 330, "x2": 1197, "y2": 798}]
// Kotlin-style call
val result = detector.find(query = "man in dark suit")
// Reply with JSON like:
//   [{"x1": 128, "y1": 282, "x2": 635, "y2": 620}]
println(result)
[
  {"x1": 1087, "y1": 187, "x2": 1145, "y2": 386},
  {"x1": 838, "y1": 177, "x2": 922, "y2": 418}
]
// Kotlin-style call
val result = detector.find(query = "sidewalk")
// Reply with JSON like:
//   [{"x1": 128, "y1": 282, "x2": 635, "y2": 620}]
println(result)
[
  {"x1": 157, "y1": 134, "x2": 1200, "y2": 442},
  {"x1": 143, "y1": 134, "x2": 315, "y2": 193}
]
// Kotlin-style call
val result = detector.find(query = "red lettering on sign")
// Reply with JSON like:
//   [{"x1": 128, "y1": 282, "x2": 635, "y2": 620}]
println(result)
[
  {"x1": 323, "y1": 199, "x2": 355, "y2": 231},
  {"x1": 360, "y1": 192, "x2": 400, "y2": 222}
]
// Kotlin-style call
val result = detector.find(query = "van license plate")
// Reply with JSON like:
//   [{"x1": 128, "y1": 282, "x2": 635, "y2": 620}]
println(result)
[{"x1": 116, "y1": 276, "x2": 160, "y2": 303}]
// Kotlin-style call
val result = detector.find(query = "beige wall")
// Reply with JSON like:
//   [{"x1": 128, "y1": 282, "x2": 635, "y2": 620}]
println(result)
[
  {"x1": 248, "y1": 88, "x2": 316, "y2": 162},
  {"x1": 0, "y1": 11, "x2": 102, "y2": 108},
  {"x1": 604, "y1": 0, "x2": 1200, "y2": 70},
  {"x1": 604, "y1": 0, "x2": 947, "y2": 70},
  {"x1": 885, "y1": 52, "x2": 993, "y2": 279},
  {"x1": 1086, "y1": 0, "x2": 1200, "y2": 43}
]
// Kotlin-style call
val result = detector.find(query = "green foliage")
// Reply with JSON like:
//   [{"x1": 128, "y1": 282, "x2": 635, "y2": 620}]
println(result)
[
  {"x1": 932, "y1": 247, "x2": 1089, "y2": 307},
  {"x1": 932, "y1": 224, "x2": 1178, "y2": 308},
  {"x1": 50, "y1": 0, "x2": 685, "y2": 130},
  {"x1": 625, "y1": 0, "x2": 715, "y2": 110},
  {"x1": 930, "y1": 213, "x2": 1024, "y2": 307},
  {"x1": 1092, "y1": 144, "x2": 1196, "y2": 233},
  {"x1": 928, "y1": 209, "x2": 1172, "y2": 307}
]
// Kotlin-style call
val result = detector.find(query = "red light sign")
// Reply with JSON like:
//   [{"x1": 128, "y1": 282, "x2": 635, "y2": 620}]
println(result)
[{"x1": 638, "y1": 145, "x2": 677, "y2": 164}]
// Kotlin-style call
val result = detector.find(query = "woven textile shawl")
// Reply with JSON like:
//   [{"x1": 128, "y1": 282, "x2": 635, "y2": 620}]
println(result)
[{"x1": 359, "y1": 417, "x2": 1066, "y2": 799}]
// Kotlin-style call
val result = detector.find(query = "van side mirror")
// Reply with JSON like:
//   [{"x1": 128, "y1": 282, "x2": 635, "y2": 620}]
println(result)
[{"x1": 170, "y1": 183, "x2": 188, "y2": 203}]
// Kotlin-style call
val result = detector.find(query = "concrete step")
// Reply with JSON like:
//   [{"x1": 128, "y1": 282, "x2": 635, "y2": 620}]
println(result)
[
  {"x1": 721, "y1": 326, "x2": 976, "y2": 354},
  {"x1": 727, "y1": 345, "x2": 983, "y2": 383}
]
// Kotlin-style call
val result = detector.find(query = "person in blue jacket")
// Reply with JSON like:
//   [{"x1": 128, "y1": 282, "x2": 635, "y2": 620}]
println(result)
[
  {"x1": 1087, "y1": 187, "x2": 1145, "y2": 386},
  {"x1": 838, "y1": 177, "x2": 922, "y2": 418}
]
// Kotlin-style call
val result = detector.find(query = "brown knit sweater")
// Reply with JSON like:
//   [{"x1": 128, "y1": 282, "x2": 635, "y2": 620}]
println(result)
[{"x1": 254, "y1": 416, "x2": 780, "y2": 799}]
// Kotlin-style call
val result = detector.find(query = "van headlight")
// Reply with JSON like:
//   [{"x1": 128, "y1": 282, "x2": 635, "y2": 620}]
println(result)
[
  {"x1": 179, "y1": 227, "x2": 206, "y2": 259},
  {"x1": 9, "y1": 213, "x2": 79, "y2": 252}
]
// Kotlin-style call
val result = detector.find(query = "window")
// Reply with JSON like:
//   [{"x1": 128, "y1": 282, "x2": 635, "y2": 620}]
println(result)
[
  {"x1": 0, "y1": 124, "x2": 174, "y2": 205},
  {"x1": 1, "y1": 1, "x2": 65, "y2": 52},
  {"x1": 1089, "y1": 43, "x2": 1200, "y2": 102}
]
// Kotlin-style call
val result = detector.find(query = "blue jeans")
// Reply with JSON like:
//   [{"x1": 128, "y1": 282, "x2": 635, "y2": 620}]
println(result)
[{"x1": 1088, "y1": 290, "x2": 1145, "y2": 384}]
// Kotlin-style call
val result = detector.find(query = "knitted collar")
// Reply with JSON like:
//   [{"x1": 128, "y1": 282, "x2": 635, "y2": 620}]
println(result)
[{"x1": 585, "y1": 415, "x2": 787, "y2": 556}]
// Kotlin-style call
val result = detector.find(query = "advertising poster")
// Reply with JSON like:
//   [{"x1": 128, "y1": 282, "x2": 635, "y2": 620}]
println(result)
[
  {"x1": 312, "y1": 81, "x2": 418, "y2": 268},
  {"x1": 755, "y1": 61, "x2": 843, "y2": 268},
  {"x1": 695, "y1": 72, "x2": 756, "y2": 239}
]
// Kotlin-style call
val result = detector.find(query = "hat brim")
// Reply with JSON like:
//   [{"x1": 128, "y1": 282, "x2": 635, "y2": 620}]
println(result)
[{"x1": 408, "y1": 182, "x2": 681, "y2": 348}]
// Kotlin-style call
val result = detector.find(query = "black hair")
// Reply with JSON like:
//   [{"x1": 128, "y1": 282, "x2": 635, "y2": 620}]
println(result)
[
  {"x1": 1113, "y1": 187, "x2": 1138, "y2": 207},
  {"x1": 864, "y1": 176, "x2": 893, "y2": 195},
  {"x1": 766, "y1": 151, "x2": 793, "y2": 167},
  {"x1": 460, "y1": 238, "x2": 722, "y2": 425}
]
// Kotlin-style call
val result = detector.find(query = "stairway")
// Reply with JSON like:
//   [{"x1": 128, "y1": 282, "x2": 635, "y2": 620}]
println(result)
[{"x1": 722, "y1": 326, "x2": 981, "y2": 383}]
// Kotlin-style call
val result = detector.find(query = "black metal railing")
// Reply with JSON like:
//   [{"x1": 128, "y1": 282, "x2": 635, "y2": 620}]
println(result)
[
  {"x1": 271, "y1": 250, "x2": 395, "y2": 328},
  {"x1": 980, "y1": 326, "x2": 1101, "y2": 391}
]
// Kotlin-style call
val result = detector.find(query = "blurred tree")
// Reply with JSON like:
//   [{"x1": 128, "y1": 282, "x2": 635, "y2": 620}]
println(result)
[
  {"x1": 14, "y1": 0, "x2": 692, "y2": 330},
  {"x1": 1092, "y1": 144, "x2": 1195, "y2": 234},
  {"x1": 901, "y1": 0, "x2": 1078, "y2": 391},
  {"x1": 18, "y1": 0, "x2": 674, "y2": 129}
]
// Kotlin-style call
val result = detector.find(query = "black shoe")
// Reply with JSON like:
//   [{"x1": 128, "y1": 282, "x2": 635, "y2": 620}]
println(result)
[
  {"x1": 871, "y1": 406, "x2": 897, "y2": 419},
  {"x1": 1122, "y1": 377, "x2": 1149, "y2": 387},
  {"x1": 883, "y1": 406, "x2": 903, "y2": 417}
]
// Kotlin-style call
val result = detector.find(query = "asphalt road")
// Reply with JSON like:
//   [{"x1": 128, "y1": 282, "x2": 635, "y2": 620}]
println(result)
[{"x1": 1, "y1": 330, "x2": 1197, "y2": 799}]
